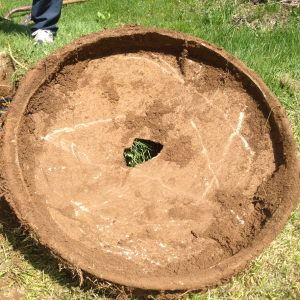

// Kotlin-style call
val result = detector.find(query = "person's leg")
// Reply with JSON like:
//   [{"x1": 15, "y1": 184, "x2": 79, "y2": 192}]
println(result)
[{"x1": 31, "y1": 0, "x2": 63, "y2": 35}]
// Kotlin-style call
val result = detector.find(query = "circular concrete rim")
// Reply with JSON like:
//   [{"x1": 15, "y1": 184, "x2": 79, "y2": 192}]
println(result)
[{"x1": 2, "y1": 26, "x2": 300, "y2": 292}]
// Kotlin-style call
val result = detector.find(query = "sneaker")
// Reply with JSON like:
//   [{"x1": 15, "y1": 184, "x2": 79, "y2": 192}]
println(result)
[{"x1": 32, "y1": 29, "x2": 53, "y2": 45}]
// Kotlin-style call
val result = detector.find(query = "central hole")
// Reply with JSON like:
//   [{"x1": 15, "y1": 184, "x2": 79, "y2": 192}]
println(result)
[{"x1": 124, "y1": 139, "x2": 163, "y2": 167}]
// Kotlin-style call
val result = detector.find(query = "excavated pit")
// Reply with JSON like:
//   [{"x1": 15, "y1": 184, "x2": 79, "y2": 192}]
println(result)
[{"x1": 2, "y1": 27, "x2": 299, "y2": 294}]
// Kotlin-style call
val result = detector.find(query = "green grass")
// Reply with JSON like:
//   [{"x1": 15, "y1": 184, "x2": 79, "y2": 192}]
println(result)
[
  {"x1": 124, "y1": 140, "x2": 153, "y2": 167},
  {"x1": 124, "y1": 139, "x2": 163, "y2": 167},
  {"x1": 0, "y1": 0, "x2": 300, "y2": 298}
]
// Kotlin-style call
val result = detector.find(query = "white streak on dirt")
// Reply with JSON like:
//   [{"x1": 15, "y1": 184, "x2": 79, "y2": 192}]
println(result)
[
  {"x1": 192, "y1": 111, "x2": 253, "y2": 201},
  {"x1": 190, "y1": 120, "x2": 220, "y2": 186}
]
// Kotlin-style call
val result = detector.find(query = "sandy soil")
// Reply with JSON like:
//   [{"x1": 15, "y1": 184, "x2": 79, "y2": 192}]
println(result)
[{"x1": 2, "y1": 27, "x2": 299, "y2": 295}]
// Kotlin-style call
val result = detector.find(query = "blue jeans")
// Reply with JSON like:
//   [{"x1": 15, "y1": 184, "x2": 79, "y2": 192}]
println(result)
[{"x1": 31, "y1": 0, "x2": 63, "y2": 34}]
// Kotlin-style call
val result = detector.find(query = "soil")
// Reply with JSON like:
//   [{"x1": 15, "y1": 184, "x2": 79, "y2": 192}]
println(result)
[
  {"x1": 232, "y1": 1, "x2": 293, "y2": 30},
  {"x1": 0, "y1": 54, "x2": 15, "y2": 98},
  {"x1": 1, "y1": 27, "x2": 299, "y2": 296}
]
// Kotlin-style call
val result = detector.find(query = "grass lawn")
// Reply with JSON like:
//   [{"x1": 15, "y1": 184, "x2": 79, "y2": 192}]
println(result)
[{"x1": 0, "y1": 0, "x2": 300, "y2": 298}]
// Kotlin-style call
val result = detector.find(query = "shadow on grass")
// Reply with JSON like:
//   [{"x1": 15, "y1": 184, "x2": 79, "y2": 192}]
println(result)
[
  {"x1": 0, "y1": 196, "x2": 121, "y2": 299},
  {"x1": 0, "y1": 17, "x2": 32, "y2": 36}
]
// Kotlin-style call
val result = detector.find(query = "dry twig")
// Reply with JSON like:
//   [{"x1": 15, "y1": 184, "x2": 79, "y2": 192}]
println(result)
[
  {"x1": 7, "y1": 41, "x2": 28, "y2": 71},
  {"x1": 178, "y1": 289, "x2": 193, "y2": 298}
]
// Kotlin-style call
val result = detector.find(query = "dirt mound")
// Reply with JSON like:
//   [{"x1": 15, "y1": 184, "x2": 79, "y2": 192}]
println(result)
[
  {"x1": 1, "y1": 27, "x2": 299, "y2": 295},
  {"x1": 0, "y1": 53, "x2": 14, "y2": 98}
]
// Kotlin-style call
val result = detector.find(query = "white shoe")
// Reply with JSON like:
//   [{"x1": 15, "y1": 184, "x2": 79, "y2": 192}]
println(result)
[{"x1": 32, "y1": 29, "x2": 54, "y2": 45}]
